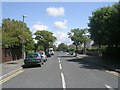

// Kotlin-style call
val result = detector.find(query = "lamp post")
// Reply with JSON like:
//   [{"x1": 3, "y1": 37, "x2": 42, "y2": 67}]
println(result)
[
  {"x1": 22, "y1": 15, "x2": 27, "y2": 59},
  {"x1": 23, "y1": 15, "x2": 27, "y2": 31}
]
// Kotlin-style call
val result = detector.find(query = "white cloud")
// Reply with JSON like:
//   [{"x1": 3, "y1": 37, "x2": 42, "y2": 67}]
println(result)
[
  {"x1": 46, "y1": 7, "x2": 64, "y2": 17},
  {"x1": 54, "y1": 19, "x2": 67, "y2": 30},
  {"x1": 31, "y1": 23, "x2": 48, "y2": 34},
  {"x1": 53, "y1": 31, "x2": 72, "y2": 46}
]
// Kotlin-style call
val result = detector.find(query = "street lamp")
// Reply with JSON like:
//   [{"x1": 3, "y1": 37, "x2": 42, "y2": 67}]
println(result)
[
  {"x1": 22, "y1": 15, "x2": 27, "y2": 59},
  {"x1": 23, "y1": 15, "x2": 27, "y2": 31}
]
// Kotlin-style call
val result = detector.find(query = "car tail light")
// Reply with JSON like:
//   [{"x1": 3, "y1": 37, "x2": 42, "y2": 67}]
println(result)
[{"x1": 37, "y1": 58, "x2": 41, "y2": 60}]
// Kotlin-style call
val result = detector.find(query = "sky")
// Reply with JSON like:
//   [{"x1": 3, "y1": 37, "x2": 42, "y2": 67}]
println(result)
[{"x1": 2, "y1": 2, "x2": 117, "y2": 46}]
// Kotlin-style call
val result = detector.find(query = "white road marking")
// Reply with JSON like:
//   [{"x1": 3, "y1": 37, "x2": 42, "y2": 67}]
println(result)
[
  {"x1": 59, "y1": 60, "x2": 60, "y2": 63},
  {"x1": 58, "y1": 58, "x2": 60, "y2": 59},
  {"x1": 59, "y1": 64, "x2": 62, "y2": 70},
  {"x1": 105, "y1": 84, "x2": 114, "y2": 90},
  {"x1": 61, "y1": 72, "x2": 66, "y2": 89}
]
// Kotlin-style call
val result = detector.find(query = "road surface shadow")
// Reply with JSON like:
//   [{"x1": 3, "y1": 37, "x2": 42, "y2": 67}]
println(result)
[
  {"x1": 82, "y1": 56, "x2": 120, "y2": 72},
  {"x1": 57, "y1": 55, "x2": 75, "y2": 58},
  {"x1": 67, "y1": 58, "x2": 106, "y2": 71},
  {"x1": 67, "y1": 56, "x2": 120, "y2": 72},
  {"x1": 21, "y1": 64, "x2": 41, "y2": 69}
]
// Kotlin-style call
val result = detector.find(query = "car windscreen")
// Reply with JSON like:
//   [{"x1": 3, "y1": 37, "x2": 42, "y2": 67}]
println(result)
[
  {"x1": 39, "y1": 52, "x2": 43, "y2": 55},
  {"x1": 27, "y1": 54, "x2": 38, "y2": 58}
]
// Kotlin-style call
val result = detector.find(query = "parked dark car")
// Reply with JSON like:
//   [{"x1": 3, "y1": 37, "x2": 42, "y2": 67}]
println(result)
[
  {"x1": 24, "y1": 52, "x2": 43, "y2": 67},
  {"x1": 69, "y1": 51, "x2": 75, "y2": 55},
  {"x1": 45, "y1": 51, "x2": 51, "y2": 57}
]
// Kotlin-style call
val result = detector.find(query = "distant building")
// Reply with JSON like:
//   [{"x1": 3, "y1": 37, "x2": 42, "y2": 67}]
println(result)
[
  {"x1": 81, "y1": 39, "x2": 94, "y2": 49},
  {"x1": 68, "y1": 39, "x2": 94, "y2": 50},
  {"x1": 86, "y1": 40, "x2": 94, "y2": 48}
]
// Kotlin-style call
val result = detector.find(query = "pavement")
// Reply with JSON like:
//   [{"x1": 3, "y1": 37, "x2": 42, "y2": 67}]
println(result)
[
  {"x1": 0, "y1": 59, "x2": 24, "y2": 80},
  {"x1": 77, "y1": 54, "x2": 120, "y2": 73}
]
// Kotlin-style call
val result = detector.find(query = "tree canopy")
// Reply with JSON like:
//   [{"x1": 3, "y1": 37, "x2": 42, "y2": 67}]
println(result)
[
  {"x1": 68, "y1": 28, "x2": 89, "y2": 50},
  {"x1": 34, "y1": 30, "x2": 56, "y2": 51},
  {"x1": 57, "y1": 43, "x2": 68, "y2": 52},
  {"x1": 2, "y1": 18, "x2": 34, "y2": 50},
  {"x1": 88, "y1": 2, "x2": 120, "y2": 48}
]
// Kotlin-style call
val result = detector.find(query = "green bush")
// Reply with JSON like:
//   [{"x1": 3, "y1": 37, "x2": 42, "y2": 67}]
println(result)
[
  {"x1": 87, "y1": 48, "x2": 98, "y2": 52},
  {"x1": 69, "y1": 48, "x2": 75, "y2": 51},
  {"x1": 87, "y1": 47, "x2": 105, "y2": 52},
  {"x1": 86, "y1": 47, "x2": 106, "y2": 56},
  {"x1": 102, "y1": 47, "x2": 120, "y2": 58}
]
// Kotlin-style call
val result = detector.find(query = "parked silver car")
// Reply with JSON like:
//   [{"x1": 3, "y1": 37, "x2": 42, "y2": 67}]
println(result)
[{"x1": 39, "y1": 51, "x2": 47, "y2": 62}]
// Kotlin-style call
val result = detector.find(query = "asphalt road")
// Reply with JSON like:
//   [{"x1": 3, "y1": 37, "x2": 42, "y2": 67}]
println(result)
[{"x1": 2, "y1": 52, "x2": 119, "y2": 89}]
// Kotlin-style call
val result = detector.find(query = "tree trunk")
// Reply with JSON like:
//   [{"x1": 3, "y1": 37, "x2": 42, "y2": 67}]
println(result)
[
  {"x1": 44, "y1": 46, "x2": 47, "y2": 52},
  {"x1": 83, "y1": 42, "x2": 86, "y2": 54},
  {"x1": 75, "y1": 45, "x2": 78, "y2": 57},
  {"x1": 98, "y1": 44, "x2": 101, "y2": 48},
  {"x1": 115, "y1": 43, "x2": 118, "y2": 48}
]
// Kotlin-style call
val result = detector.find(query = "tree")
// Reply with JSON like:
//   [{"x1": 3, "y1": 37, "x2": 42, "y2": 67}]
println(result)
[
  {"x1": 37, "y1": 46, "x2": 44, "y2": 51},
  {"x1": 34, "y1": 30, "x2": 56, "y2": 51},
  {"x1": 50, "y1": 44, "x2": 57, "y2": 51},
  {"x1": 25, "y1": 40, "x2": 35, "y2": 53},
  {"x1": 88, "y1": 6, "x2": 111, "y2": 47},
  {"x1": 82, "y1": 28, "x2": 90, "y2": 54},
  {"x1": 68, "y1": 28, "x2": 89, "y2": 56},
  {"x1": 57, "y1": 43, "x2": 68, "y2": 52},
  {"x1": 107, "y1": 2, "x2": 120, "y2": 48},
  {"x1": 88, "y1": 2, "x2": 120, "y2": 48},
  {"x1": 2, "y1": 18, "x2": 34, "y2": 53}
]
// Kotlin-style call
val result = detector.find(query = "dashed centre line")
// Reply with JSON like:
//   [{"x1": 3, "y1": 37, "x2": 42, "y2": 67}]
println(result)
[
  {"x1": 59, "y1": 64, "x2": 62, "y2": 70},
  {"x1": 61, "y1": 72, "x2": 66, "y2": 89},
  {"x1": 58, "y1": 58, "x2": 62, "y2": 69},
  {"x1": 58, "y1": 57, "x2": 66, "y2": 89},
  {"x1": 105, "y1": 84, "x2": 114, "y2": 90}
]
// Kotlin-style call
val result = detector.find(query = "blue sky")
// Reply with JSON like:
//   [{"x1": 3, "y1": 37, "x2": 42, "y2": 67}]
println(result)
[{"x1": 2, "y1": 2, "x2": 116, "y2": 45}]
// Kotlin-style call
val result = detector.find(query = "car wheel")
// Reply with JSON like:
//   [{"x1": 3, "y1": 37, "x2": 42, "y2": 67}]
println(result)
[
  {"x1": 39, "y1": 64, "x2": 41, "y2": 67},
  {"x1": 45, "y1": 59, "x2": 47, "y2": 62},
  {"x1": 42, "y1": 61, "x2": 44, "y2": 65}
]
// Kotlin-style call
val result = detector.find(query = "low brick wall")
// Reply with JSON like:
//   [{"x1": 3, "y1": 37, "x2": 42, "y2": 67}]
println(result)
[
  {"x1": 0, "y1": 48, "x2": 2, "y2": 63},
  {"x1": 2, "y1": 47, "x2": 23, "y2": 63}
]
